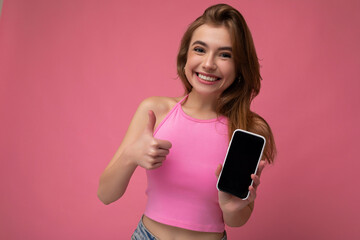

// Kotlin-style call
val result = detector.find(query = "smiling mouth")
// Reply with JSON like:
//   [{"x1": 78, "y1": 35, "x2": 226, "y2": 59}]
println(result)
[{"x1": 196, "y1": 73, "x2": 221, "y2": 82}]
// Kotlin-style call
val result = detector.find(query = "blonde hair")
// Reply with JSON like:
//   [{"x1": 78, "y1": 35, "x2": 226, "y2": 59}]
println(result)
[{"x1": 177, "y1": 4, "x2": 276, "y2": 163}]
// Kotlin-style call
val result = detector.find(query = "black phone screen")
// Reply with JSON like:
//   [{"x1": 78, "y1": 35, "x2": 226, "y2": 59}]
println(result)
[{"x1": 217, "y1": 129, "x2": 265, "y2": 199}]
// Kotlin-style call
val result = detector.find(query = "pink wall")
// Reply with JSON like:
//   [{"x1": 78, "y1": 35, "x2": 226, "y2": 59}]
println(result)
[{"x1": 1, "y1": 0, "x2": 359, "y2": 239}]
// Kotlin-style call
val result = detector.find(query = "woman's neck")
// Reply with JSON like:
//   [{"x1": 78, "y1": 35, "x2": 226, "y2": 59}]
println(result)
[{"x1": 181, "y1": 91, "x2": 219, "y2": 119}]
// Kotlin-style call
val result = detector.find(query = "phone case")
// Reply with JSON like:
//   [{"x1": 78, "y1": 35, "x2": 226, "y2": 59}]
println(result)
[{"x1": 216, "y1": 129, "x2": 266, "y2": 200}]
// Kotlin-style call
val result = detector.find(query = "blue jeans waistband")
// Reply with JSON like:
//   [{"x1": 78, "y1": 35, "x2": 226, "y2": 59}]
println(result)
[{"x1": 131, "y1": 216, "x2": 227, "y2": 240}]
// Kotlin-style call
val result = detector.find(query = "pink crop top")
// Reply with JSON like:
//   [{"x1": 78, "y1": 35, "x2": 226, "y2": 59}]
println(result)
[{"x1": 144, "y1": 95, "x2": 229, "y2": 232}]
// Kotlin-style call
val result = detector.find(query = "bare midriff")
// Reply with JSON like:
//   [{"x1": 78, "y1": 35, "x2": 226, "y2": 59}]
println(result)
[{"x1": 142, "y1": 215, "x2": 225, "y2": 240}]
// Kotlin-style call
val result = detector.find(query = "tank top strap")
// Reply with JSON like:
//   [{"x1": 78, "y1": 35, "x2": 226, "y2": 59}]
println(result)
[
  {"x1": 153, "y1": 95, "x2": 189, "y2": 136},
  {"x1": 177, "y1": 94, "x2": 189, "y2": 105}
]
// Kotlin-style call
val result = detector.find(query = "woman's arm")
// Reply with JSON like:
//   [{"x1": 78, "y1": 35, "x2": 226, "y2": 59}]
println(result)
[
  {"x1": 215, "y1": 160, "x2": 265, "y2": 227},
  {"x1": 97, "y1": 97, "x2": 172, "y2": 205},
  {"x1": 221, "y1": 201, "x2": 254, "y2": 227}
]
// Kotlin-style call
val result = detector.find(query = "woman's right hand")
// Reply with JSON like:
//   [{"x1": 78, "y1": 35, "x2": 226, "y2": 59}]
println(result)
[
  {"x1": 98, "y1": 98, "x2": 174, "y2": 204},
  {"x1": 124, "y1": 110, "x2": 172, "y2": 170}
]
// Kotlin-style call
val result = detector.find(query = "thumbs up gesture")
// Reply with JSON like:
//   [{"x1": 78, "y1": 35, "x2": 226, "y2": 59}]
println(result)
[{"x1": 126, "y1": 110, "x2": 172, "y2": 170}]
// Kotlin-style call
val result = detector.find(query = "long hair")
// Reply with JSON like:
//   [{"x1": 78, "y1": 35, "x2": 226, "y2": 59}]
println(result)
[{"x1": 177, "y1": 4, "x2": 276, "y2": 163}]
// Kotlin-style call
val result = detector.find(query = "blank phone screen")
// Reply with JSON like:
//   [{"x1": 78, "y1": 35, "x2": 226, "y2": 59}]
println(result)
[{"x1": 217, "y1": 129, "x2": 265, "y2": 199}]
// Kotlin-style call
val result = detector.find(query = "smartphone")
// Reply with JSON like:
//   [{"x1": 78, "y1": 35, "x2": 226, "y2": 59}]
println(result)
[{"x1": 217, "y1": 129, "x2": 266, "y2": 200}]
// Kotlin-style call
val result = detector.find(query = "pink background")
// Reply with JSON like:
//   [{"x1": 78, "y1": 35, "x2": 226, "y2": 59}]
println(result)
[{"x1": 1, "y1": 0, "x2": 359, "y2": 239}]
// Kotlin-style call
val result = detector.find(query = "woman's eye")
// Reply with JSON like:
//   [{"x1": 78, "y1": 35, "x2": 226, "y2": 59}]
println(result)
[
  {"x1": 220, "y1": 52, "x2": 232, "y2": 58},
  {"x1": 194, "y1": 47, "x2": 205, "y2": 53}
]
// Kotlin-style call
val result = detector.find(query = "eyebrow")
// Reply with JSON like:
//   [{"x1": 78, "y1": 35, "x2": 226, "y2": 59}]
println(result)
[{"x1": 191, "y1": 40, "x2": 232, "y2": 51}]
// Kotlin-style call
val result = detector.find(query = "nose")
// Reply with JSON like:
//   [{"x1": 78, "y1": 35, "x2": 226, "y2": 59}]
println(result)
[{"x1": 202, "y1": 54, "x2": 217, "y2": 71}]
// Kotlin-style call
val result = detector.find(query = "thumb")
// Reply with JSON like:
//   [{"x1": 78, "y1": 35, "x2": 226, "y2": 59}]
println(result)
[
  {"x1": 215, "y1": 164, "x2": 222, "y2": 178},
  {"x1": 145, "y1": 110, "x2": 156, "y2": 135}
]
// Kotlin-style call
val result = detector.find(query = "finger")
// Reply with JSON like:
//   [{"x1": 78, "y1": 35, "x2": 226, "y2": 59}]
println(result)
[
  {"x1": 154, "y1": 156, "x2": 166, "y2": 162},
  {"x1": 147, "y1": 148, "x2": 169, "y2": 157},
  {"x1": 156, "y1": 139, "x2": 172, "y2": 150},
  {"x1": 251, "y1": 174, "x2": 260, "y2": 189},
  {"x1": 151, "y1": 162, "x2": 163, "y2": 169},
  {"x1": 146, "y1": 162, "x2": 163, "y2": 170},
  {"x1": 248, "y1": 185, "x2": 257, "y2": 201},
  {"x1": 145, "y1": 110, "x2": 156, "y2": 135},
  {"x1": 256, "y1": 160, "x2": 266, "y2": 177},
  {"x1": 151, "y1": 156, "x2": 167, "y2": 167},
  {"x1": 144, "y1": 156, "x2": 165, "y2": 170},
  {"x1": 215, "y1": 164, "x2": 222, "y2": 178},
  {"x1": 155, "y1": 149, "x2": 170, "y2": 157}
]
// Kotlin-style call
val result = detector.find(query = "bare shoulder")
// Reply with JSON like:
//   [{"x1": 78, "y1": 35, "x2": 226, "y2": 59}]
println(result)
[
  {"x1": 137, "y1": 96, "x2": 184, "y2": 128},
  {"x1": 138, "y1": 96, "x2": 182, "y2": 117}
]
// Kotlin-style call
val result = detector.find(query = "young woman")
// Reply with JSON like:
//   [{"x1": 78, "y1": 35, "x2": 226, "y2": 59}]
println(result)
[{"x1": 97, "y1": 4, "x2": 276, "y2": 240}]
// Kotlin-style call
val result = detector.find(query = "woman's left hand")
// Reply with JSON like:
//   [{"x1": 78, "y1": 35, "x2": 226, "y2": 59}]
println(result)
[{"x1": 215, "y1": 160, "x2": 266, "y2": 212}]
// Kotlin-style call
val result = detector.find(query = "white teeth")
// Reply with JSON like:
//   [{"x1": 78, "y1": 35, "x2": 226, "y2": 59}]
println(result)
[{"x1": 198, "y1": 73, "x2": 218, "y2": 82}]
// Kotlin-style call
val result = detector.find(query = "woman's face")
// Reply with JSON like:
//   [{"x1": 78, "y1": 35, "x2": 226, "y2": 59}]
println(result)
[{"x1": 184, "y1": 24, "x2": 236, "y2": 96}]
